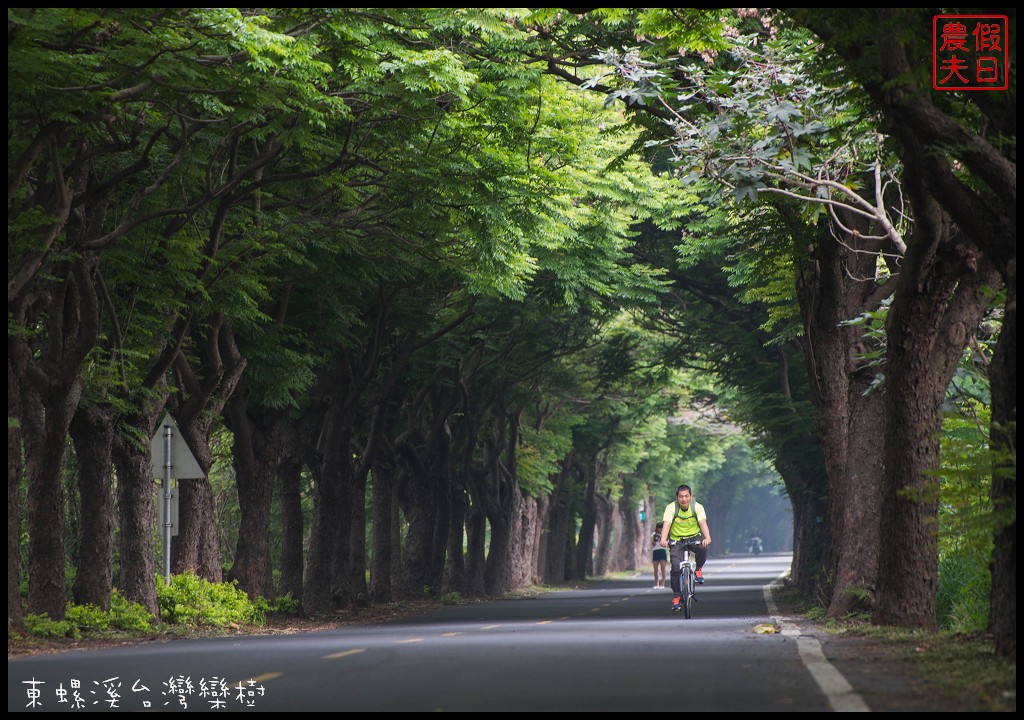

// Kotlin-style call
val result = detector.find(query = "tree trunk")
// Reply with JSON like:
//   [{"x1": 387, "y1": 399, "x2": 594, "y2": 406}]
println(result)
[
  {"x1": 574, "y1": 458, "x2": 600, "y2": 579},
  {"x1": 427, "y1": 463, "x2": 451, "y2": 598},
  {"x1": 483, "y1": 487, "x2": 520, "y2": 596},
  {"x1": 112, "y1": 414, "x2": 161, "y2": 616},
  {"x1": 277, "y1": 439, "x2": 304, "y2": 603},
  {"x1": 69, "y1": 404, "x2": 115, "y2": 609},
  {"x1": 987, "y1": 275, "x2": 1015, "y2": 659},
  {"x1": 464, "y1": 497, "x2": 487, "y2": 597},
  {"x1": 593, "y1": 492, "x2": 614, "y2": 576},
  {"x1": 542, "y1": 458, "x2": 575, "y2": 583},
  {"x1": 224, "y1": 392, "x2": 277, "y2": 600},
  {"x1": 535, "y1": 494, "x2": 552, "y2": 582},
  {"x1": 613, "y1": 490, "x2": 641, "y2": 571},
  {"x1": 8, "y1": 357, "x2": 26, "y2": 631},
  {"x1": 303, "y1": 405, "x2": 349, "y2": 613},
  {"x1": 170, "y1": 477, "x2": 222, "y2": 581},
  {"x1": 23, "y1": 380, "x2": 74, "y2": 619},
  {"x1": 18, "y1": 259, "x2": 98, "y2": 619},
  {"x1": 781, "y1": 458, "x2": 830, "y2": 597},
  {"x1": 443, "y1": 482, "x2": 468, "y2": 595},
  {"x1": 875, "y1": 207, "x2": 998, "y2": 628},
  {"x1": 511, "y1": 494, "x2": 539, "y2": 588},
  {"x1": 346, "y1": 463, "x2": 369, "y2": 605},
  {"x1": 794, "y1": 216, "x2": 891, "y2": 618},
  {"x1": 397, "y1": 445, "x2": 442, "y2": 599},
  {"x1": 481, "y1": 410, "x2": 525, "y2": 596},
  {"x1": 370, "y1": 455, "x2": 398, "y2": 603},
  {"x1": 827, "y1": 377, "x2": 885, "y2": 616}
]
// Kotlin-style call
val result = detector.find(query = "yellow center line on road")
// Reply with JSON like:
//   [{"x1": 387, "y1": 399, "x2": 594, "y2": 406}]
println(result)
[
  {"x1": 441, "y1": 632, "x2": 461, "y2": 637},
  {"x1": 480, "y1": 625, "x2": 501, "y2": 630},
  {"x1": 536, "y1": 620, "x2": 553, "y2": 625},
  {"x1": 323, "y1": 649, "x2": 366, "y2": 659},
  {"x1": 226, "y1": 672, "x2": 282, "y2": 687},
  {"x1": 395, "y1": 638, "x2": 424, "y2": 644}
]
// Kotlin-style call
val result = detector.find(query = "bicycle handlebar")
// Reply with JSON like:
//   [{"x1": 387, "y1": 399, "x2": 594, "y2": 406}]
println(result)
[{"x1": 668, "y1": 538, "x2": 704, "y2": 549}]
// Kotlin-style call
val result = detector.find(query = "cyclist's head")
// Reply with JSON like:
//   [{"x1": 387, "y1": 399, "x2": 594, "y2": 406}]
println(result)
[{"x1": 675, "y1": 485, "x2": 693, "y2": 505}]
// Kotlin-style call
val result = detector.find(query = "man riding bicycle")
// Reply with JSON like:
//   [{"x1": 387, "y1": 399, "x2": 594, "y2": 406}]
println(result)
[{"x1": 659, "y1": 484, "x2": 712, "y2": 612}]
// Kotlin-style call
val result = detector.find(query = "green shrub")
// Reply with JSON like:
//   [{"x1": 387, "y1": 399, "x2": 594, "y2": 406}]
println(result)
[
  {"x1": 271, "y1": 592, "x2": 301, "y2": 616},
  {"x1": 25, "y1": 613, "x2": 80, "y2": 639},
  {"x1": 156, "y1": 571, "x2": 266, "y2": 627},
  {"x1": 936, "y1": 552, "x2": 990, "y2": 633},
  {"x1": 66, "y1": 603, "x2": 110, "y2": 632},
  {"x1": 109, "y1": 590, "x2": 155, "y2": 632}
]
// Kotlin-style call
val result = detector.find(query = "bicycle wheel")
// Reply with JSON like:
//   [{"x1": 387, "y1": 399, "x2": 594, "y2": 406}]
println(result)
[{"x1": 680, "y1": 566, "x2": 693, "y2": 619}]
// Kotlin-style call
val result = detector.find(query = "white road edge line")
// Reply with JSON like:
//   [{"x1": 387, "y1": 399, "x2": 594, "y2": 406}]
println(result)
[{"x1": 765, "y1": 571, "x2": 871, "y2": 713}]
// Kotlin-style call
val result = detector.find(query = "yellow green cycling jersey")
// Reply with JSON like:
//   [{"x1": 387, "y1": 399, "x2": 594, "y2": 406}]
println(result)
[{"x1": 662, "y1": 500, "x2": 706, "y2": 541}]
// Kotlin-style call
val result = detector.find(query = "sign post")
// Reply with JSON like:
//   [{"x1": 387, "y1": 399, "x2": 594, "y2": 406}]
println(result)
[{"x1": 151, "y1": 413, "x2": 205, "y2": 584}]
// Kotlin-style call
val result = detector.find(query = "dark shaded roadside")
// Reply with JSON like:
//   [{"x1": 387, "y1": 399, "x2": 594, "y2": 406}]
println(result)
[{"x1": 771, "y1": 584, "x2": 1016, "y2": 713}]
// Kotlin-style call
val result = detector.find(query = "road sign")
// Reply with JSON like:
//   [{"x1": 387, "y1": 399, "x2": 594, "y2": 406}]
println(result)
[
  {"x1": 150, "y1": 413, "x2": 205, "y2": 479},
  {"x1": 150, "y1": 413, "x2": 205, "y2": 582}
]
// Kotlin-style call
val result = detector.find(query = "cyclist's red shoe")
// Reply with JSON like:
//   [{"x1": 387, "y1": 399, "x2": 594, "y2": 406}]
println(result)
[
  {"x1": 671, "y1": 596, "x2": 682, "y2": 611},
  {"x1": 695, "y1": 569, "x2": 705, "y2": 584}
]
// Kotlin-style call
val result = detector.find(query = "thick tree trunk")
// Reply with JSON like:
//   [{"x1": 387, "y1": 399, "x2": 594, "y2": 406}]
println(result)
[
  {"x1": 613, "y1": 490, "x2": 641, "y2": 571},
  {"x1": 534, "y1": 494, "x2": 551, "y2": 582},
  {"x1": 427, "y1": 465, "x2": 451, "y2": 598},
  {"x1": 482, "y1": 410, "x2": 526, "y2": 596},
  {"x1": 794, "y1": 217, "x2": 890, "y2": 618},
  {"x1": 170, "y1": 477, "x2": 222, "y2": 581},
  {"x1": 112, "y1": 415, "x2": 161, "y2": 616},
  {"x1": 23, "y1": 381, "x2": 75, "y2": 619},
  {"x1": 8, "y1": 358, "x2": 26, "y2": 631},
  {"x1": 171, "y1": 322, "x2": 246, "y2": 583},
  {"x1": 483, "y1": 487, "x2": 520, "y2": 596},
  {"x1": 464, "y1": 498, "x2": 487, "y2": 597},
  {"x1": 593, "y1": 493, "x2": 614, "y2": 576},
  {"x1": 346, "y1": 464, "x2": 370, "y2": 605},
  {"x1": 827, "y1": 379, "x2": 885, "y2": 616},
  {"x1": 987, "y1": 275, "x2": 1015, "y2": 659},
  {"x1": 574, "y1": 458, "x2": 600, "y2": 579},
  {"x1": 18, "y1": 260, "x2": 98, "y2": 619},
  {"x1": 69, "y1": 404, "x2": 115, "y2": 609},
  {"x1": 277, "y1": 441, "x2": 304, "y2": 602},
  {"x1": 397, "y1": 451, "x2": 442, "y2": 599},
  {"x1": 303, "y1": 406, "x2": 349, "y2": 613},
  {"x1": 443, "y1": 483, "x2": 468, "y2": 596},
  {"x1": 782, "y1": 459, "x2": 830, "y2": 597},
  {"x1": 224, "y1": 393, "x2": 277, "y2": 600},
  {"x1": 511, "y1": 494, "x2": 539, "y2": 588},
  {"x1": 875, "y1": 209, "x2": 998, "y2": 628},
  {"x1": 542, "y1": 458, "x2": 575, "y2": 584},
  {"x1": 370, "y1": 456, "x2": 398, "y2": 603}
]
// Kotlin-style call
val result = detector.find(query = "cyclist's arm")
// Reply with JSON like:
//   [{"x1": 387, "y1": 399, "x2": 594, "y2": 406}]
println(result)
[
  {"x1": 698, "y1": 518, "x2": 711, "y2": 548},
  {"x1": 660, "y1": 503, "x2": 674, "y2": 547}
]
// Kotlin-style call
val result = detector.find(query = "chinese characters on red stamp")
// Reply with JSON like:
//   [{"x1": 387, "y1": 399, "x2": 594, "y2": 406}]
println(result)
[{"x1": 933, "y1": 15, "x2": 1009, "y2": 91}]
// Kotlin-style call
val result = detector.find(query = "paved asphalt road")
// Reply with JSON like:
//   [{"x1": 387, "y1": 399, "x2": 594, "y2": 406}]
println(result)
[{"x1": 10, "y1": 554, "x2": 871, "y2": 712}]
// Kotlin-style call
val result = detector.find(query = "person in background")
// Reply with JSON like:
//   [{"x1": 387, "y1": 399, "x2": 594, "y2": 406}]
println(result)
[{"x1": 651, "y1": 521, "x2": 668, "y2": 588}]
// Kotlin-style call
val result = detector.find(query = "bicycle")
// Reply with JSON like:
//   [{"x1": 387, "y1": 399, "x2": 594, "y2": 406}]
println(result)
[{"x1": 670, "y1": 538, "x2": 703, "y2": 619}]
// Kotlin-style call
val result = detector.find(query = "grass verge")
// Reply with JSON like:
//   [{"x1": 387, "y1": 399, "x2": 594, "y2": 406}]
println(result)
[{"x1": 771, "y1": 583, "x2": 1016, "y2": 713}]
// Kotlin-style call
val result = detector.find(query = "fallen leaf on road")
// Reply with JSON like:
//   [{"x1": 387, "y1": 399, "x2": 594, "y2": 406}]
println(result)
[{"x1": 754, "y1": 623, "x2": 779, "y2": 634}]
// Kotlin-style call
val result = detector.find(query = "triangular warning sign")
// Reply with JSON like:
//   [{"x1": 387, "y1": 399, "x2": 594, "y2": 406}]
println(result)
[{"x1": 151, "y1": 413, "x2": 206, "y2": 479}]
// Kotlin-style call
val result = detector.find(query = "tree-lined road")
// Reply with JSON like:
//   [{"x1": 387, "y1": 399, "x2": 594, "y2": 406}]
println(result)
[{"x1": 11, "y1": 554, "x2": 876, "y2": 712}]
